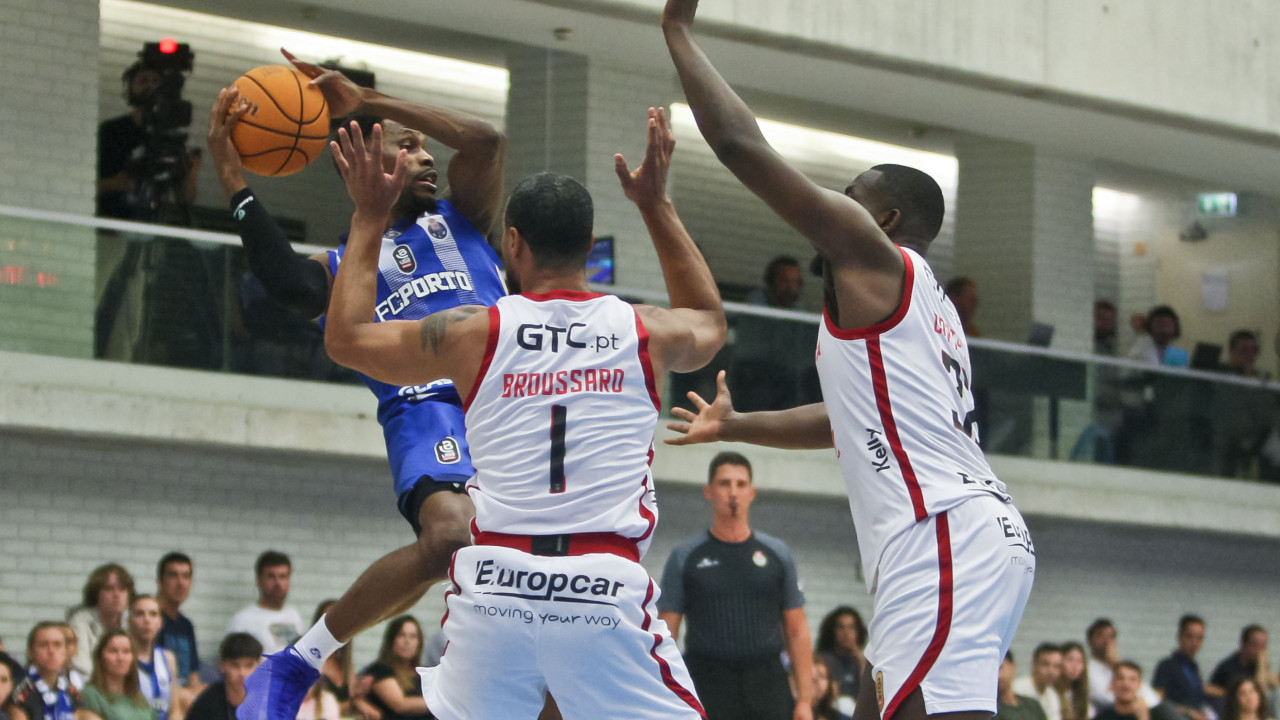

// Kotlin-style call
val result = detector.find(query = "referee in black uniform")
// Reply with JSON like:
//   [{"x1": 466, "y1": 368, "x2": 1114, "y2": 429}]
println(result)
[{"x1": 659, "y1": 451, "x2": 814, "y2": 720}]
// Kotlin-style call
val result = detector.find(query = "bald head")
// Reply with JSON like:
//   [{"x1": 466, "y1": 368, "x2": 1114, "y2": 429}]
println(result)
[{"x1": 846, "y1": 164, "x2": 945, "y2": 244}]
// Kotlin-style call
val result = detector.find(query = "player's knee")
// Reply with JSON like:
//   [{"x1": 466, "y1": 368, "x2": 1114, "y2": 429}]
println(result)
[{"x1": 415, "y1": 520, "x2": 469, "y2": 577}]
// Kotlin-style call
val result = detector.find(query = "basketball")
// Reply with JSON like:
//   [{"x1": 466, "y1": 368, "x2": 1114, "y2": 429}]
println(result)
[{"x1": 230, "y1": 65, "x2": 330, "y2": 177}]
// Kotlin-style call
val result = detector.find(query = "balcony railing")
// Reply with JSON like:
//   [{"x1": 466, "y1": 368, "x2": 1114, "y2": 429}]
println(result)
[{"x1": 2, "y1": 205, "x2": 1277, "y2": 482}]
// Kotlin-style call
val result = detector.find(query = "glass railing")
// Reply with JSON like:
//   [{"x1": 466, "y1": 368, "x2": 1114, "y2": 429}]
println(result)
[{"x1": 3, "y1": 205, "x2": 1278, "y2": 482}]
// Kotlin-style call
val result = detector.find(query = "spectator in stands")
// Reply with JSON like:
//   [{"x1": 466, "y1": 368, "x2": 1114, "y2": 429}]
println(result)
[
  {"x1": 1210, "y1": 626, "x2": 1270, "y2": 699},
  {"x1": 1088, "y1": 619, "x2": 1162, "y2": 713},
  {"x1": 154, "y1": 554, "x2": 199, "y2": 691},
  {"x1": 1212, "y1": 332, "x2": 1273, "y2": 478},
  {"x1": 359, "y1": 616, "x2": 430, "y2": 720},
  {"x1": 308, "y1": 601, "x2": 353, "y2": 720},
  {"x1": 733, "y1": 254, "x2": 818, "y2": 410},
  {"x1": 10, "y1": 622, "x2": 84, "y2": 720},
  {"x1": 996, "y1": 651, "x2": 1048, "y2": 720},
  {"x1": 184, "y1": 634, "x2": 261, "y2": 720},
  {"x1": 68, "y1": 565, "x2": 136, "y2": 677},
  {"x1": 945, "y1": 276, "x2": 980, "y2": 337},
  {"x1": 1128, "y1": 306, "x2": 1188, "y2": 367},
  {"x1": 1, "y1": 657, "x2": 16, "y2": 720},
  {"x1": 1095, "y1": 661, "x2": 1182, "y2": 720},
  {"x1": 1015, "y1": 643, "x2": 1064, "y2": 720},
  {"x1": 56, "y1": 625, "x2": 85, "y2": 691},
  {"x1": 1224, "y1": 331, "x2": 1263, "y2": 378},
  {"x1": 1095, "y1": 301, "x2": 1119, "y2": 356},
  {"x1": 814, "y1": 606, "x2": 867, "y2": 713},
  {"x1": 746, "y1": 255, "x2": 804, "y2": 309},
  {"x1": 80, "y1": 628, "x2": 154, "y2": 720},
  {"x1": 127, "y1": 596, "x2": 183, "y2": 720},
  {"x1": 1057, "y1": 642, "x2": 1091, "y2": 720},
  {"x1": 226, "y1": 551, "x2": 303, "y2": 654},
  {"x1": 810, "y1": 656, "x2": 851, "y2": 720},
  {"x1": 1221, "y1": 678, "x2": 1272, "y2": 720},
  {"x1": 1153, "y1": 615, "x2": 1213, "y2": 720}
]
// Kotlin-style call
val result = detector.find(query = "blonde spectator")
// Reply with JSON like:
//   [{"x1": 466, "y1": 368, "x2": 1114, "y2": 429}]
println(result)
[{"x1": 126, "y1": 596, "x2": 184, "y2": 720}]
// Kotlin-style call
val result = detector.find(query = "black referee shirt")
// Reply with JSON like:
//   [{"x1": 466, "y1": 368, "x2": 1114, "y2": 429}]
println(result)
[{"x1": 658, "y1": 530, "x2": 804, "y2": 658}]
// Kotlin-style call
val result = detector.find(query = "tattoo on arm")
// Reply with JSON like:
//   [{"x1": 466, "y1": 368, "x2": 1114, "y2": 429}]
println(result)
[{"x1": 419, "y1": 306, "x2": 484, "y2": 356}]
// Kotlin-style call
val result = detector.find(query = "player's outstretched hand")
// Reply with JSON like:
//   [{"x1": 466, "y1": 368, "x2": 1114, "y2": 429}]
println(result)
[
  {"x1": 615, "y1": 107, "x2": 675, "y2": 212},
  {"x1": 282, "y1": 48, "x2": 365, "y2": 117},
  {"x1": 665, "y1": 370, "x2": 736, "y2": 445},
  {"x1": 662, "y1": 0, "x2": 700, "y2": 27},
  {"x1": 331, "y1": 121, "x2": 408, "y2": 221},
  {"x1": 207, "y1": 87, "x2": 252, "y2": 193}
]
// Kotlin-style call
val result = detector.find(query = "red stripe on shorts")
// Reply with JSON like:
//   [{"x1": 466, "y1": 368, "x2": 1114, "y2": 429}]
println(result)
[
  {"x1": 882, "y1": 512, "x2": 954, "y2": 720},
  {"x1": 641, "y1": 580, "x2": 705, "y2": 717}
]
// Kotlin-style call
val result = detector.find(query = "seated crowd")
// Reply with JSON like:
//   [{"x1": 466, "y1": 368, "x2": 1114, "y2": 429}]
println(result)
[{"x1": 2, "y1": 556, "x2": 1275, "y2": 720}]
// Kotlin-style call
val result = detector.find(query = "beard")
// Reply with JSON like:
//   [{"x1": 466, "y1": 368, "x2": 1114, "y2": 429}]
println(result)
[
  {"x1": 400, "y1": 191, "x2": 437, "y2": 219},
  {"x1": 505, "y1": 266, "x2": 522, "y2": 294}
]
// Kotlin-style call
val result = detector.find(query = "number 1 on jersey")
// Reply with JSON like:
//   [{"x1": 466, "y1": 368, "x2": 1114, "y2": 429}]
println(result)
[{"x1": 549, "y1": 404, "x2": 567, "y2": 493}]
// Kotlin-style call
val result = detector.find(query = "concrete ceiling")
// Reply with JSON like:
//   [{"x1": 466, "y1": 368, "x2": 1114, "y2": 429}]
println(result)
[{"x1": 157, "y1": 0, "x2": 1280, "y2": 197}]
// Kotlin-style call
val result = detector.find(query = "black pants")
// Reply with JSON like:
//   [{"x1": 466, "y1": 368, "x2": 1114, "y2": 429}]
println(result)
[{"x1": 685, "y1": 652, "x2": 794, "y2": 720}]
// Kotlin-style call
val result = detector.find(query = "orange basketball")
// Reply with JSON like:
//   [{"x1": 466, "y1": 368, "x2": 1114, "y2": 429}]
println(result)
[{"x1": 230, "y1": 65, "x2": 330, "y2": 177}]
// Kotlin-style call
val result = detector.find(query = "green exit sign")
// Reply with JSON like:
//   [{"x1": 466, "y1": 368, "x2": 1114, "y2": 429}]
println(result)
[{"x1": 1197, "y1": 192, "x2": 1237, "y2": 216}]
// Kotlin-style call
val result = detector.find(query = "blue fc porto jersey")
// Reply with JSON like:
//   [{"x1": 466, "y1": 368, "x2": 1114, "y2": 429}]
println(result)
[{"x1": 325, "y1": 200, "x2": 506, "y2": 498}]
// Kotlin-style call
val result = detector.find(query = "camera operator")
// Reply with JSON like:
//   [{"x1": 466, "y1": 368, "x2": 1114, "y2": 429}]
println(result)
[{"x1": 97, "y1": 58, "x2": 201, "y2": 221}]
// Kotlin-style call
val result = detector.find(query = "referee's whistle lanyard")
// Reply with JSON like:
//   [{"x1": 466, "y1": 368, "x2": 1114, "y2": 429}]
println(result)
[{"x1": 27, "y1": 669, "x2": 75, "y2": 720}]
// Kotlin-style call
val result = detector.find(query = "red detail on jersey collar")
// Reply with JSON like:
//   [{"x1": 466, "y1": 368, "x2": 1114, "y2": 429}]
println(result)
[
  {"x1": 822, "y1": 247, "x2": 915, "y2": 340},
  {"x1": 519, "y1": 290, "x2": 605, "y2": 302}
]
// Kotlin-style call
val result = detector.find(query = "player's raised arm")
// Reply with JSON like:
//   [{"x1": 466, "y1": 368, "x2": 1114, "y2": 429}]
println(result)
[
  {"x1": 618, "y1": 107, "x2": 727, "y2": 373},
  {"x1": 207, "y1": 86, "x2": 333, "y2": 319},
  {"x1": 283, "y1": 48, "x2": 505, "y2": 235},
  {"x1": 323, "y1": 121, "x2": 488, "y2": 389},
  {"x1": 665, "y1": 370, "x2": 834, "y2": 449},
  {"x1": 661, "y1": 1, "x2": 899, "y2": 275}
]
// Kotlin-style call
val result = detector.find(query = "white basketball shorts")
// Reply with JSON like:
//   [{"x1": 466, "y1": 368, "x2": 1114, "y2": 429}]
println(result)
[
  {"x1": 419, "y1": 543, "x2": 705, "y2": 720},
  {"x1": 866, "y1": 493, "x2": 1035, "y2": 720}
]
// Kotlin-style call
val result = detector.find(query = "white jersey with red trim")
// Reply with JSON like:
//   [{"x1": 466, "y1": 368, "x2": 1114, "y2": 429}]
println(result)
[
  {"x1": 463, "y1": 291, "x2": 661, "y2": 555},
  {"x1": 815, "y1": 247, "x2": 1009, "y2": 590}
]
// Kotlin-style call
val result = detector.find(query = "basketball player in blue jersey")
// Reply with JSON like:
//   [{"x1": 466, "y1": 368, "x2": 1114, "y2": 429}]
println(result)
[{"x1": 207, "y1": 50, "x2": 511, "y2": 720}]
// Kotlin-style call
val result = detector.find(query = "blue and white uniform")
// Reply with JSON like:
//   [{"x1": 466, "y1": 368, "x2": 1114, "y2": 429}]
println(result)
[
  {"x1": 137, "y1": 646, "x2": 172, "y2": 720},
  {"x1": 325, "y1": 200, "x2": 506, "y2": 514}
]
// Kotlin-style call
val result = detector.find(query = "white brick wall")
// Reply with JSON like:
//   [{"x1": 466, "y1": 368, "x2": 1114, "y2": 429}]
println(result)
[
  {"x1": 0, "y1": 0, "x2": 98, "y2": 214},
  {"x1": 0, "y1": 0, "x2": 98, "y2": 358},
  {"x1": 3, "y1": 427, "x2": 1279, "y2": 681}
]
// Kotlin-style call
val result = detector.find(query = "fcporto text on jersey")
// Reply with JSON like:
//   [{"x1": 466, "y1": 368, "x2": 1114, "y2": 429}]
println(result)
[{"x1": 374, "y1": 271, "x2": 476, "y2": 320}]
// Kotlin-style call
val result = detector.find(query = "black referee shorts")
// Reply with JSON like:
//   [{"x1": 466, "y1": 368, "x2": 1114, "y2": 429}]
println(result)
[{"x1": 684, "y1": 652, "x2": 794, "y2": 720}]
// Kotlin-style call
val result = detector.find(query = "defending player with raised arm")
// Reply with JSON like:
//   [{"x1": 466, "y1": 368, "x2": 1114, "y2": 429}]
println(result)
[
  {"x1": 663, "y1": 6, "x2": 1034, "y2": 720},
  {"x1": 326, "y1": 108, "x2": 724, "y2": 720},
  {"x1": 214, "y1": 50, "x2": 511, "y2": 720}
]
